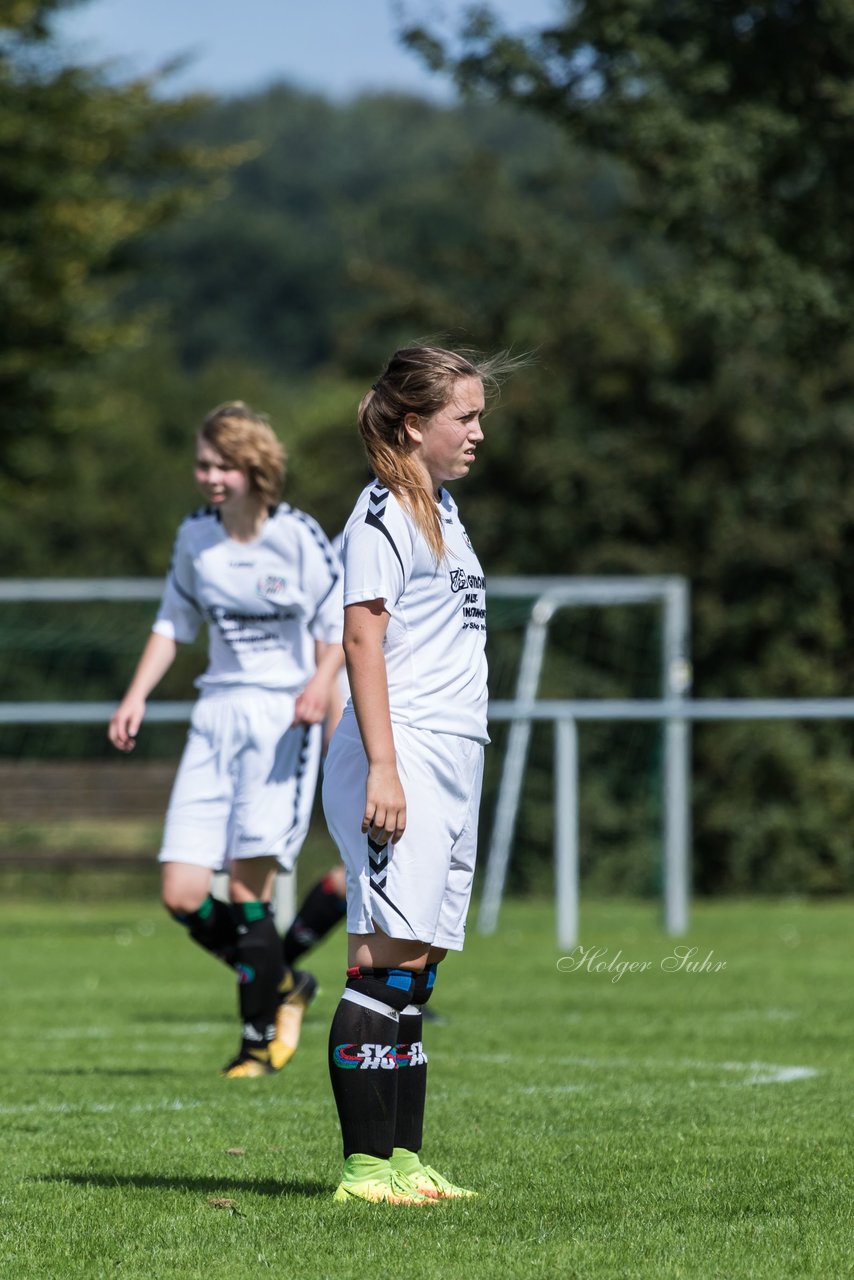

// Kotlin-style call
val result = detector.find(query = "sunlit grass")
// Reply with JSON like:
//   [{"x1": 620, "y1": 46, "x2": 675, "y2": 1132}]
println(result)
[{"x1": 1, "y1": 895, "x2": 852, "y2": 1278}]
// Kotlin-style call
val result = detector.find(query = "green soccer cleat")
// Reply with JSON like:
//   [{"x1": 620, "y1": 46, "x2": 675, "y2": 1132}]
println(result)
[
  {"x1": 270, "y1": 969, "x2": 318, "y2": 1070},
  {"x1": 332, "y1": 1154, "x2": 435, "y2": 1205},
  {"x1": 389, "y1": 1147, "x2": 478, "y2": 1200}
]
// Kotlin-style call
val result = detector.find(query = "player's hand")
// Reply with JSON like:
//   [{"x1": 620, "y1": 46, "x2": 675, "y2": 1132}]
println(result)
[
  {"x1": 108, "y1": 696, "x2": 145, "y2": 752},
  {"x1": 293, "y1": 676, "x2": 327, "y2": 726},
  {"x1": 363, "y1": 763, "x2": 406, "y2": 845}
]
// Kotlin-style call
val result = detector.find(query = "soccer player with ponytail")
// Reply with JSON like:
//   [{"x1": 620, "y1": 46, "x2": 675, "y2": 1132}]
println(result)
[{"x1": 323, "y1": 345, "x2": 516, "y2": 1204}]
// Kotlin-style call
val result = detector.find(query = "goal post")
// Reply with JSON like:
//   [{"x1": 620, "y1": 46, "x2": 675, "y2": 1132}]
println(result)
[{"x1": 477, "y1": 576, "x2": 692, "y2": 942}]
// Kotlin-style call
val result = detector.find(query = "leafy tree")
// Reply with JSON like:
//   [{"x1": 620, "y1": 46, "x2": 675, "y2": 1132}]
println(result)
[
  {"x1": 396, "y1": 1, "x2": 854, "y2": 893},
  {"x1": 9, "y1": 2, "x2": 854, "y2": 891},
  {"x1": 0, "y1": 0, "x2": 240, "y2": 569},
  {"x1": 124, "y1": 85, "x2": 596, "y2": 376}
]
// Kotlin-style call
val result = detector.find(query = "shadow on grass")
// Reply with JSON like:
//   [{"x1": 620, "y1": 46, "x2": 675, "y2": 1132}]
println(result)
[
  {"x1": 131, "y1": 1012, "x2": 232, "y2": 1026},
  {"x1": 30, "y1": 1067, "x2": 177, "y2": 1077},
  {"x1": 35, "y1": 1172, "x2": 329, "y2": 1198}
]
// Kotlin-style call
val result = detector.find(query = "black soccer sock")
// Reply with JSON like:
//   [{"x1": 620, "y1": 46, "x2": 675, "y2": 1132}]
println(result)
[
  {"x1": 169, "y1": 894, "x2": 238, "y2": 968},
  {"x1": 394, "y1": 963, "x2": 436, "y2": 1154},
  {"x1": 231, "y1": 901, "x2": 284, "y2": 1054},
  {"x1": 328, "y1": 966, "x2": 415, "y2": 1159},
  {"x1": 283, "y1": 873, "x2": 346, "y2": 966}
]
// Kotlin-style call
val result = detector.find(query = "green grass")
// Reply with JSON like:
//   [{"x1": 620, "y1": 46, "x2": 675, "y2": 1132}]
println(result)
[
  {"x1": 0, "y1": 820, "x2": 164, "y2": 855},
  {"x1": 2, "y1": 895, "x2": 853, "y2": 1279}
]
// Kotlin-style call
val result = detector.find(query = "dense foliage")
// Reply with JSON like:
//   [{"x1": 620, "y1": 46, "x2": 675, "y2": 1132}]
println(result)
[
  {"x1": 401, "y1": 0, "x2": 854, "y2": 894},
  {"x1": 0, "y1": 0, "x2": 240, "y2": 572},
  {"x1": 5, "y1": 0, "x2": 854, "y2": 893}
]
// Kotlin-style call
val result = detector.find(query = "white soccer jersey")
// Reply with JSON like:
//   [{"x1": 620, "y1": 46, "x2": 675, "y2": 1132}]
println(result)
[
  {"x1": 153, "y1": 504, "x2": 343, "y2": 691},
  {"x1": 340, "y1": 481, "x2": 488, "y2": 742}
]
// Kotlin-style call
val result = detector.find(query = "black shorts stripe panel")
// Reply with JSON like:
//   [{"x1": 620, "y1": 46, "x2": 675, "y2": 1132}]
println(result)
[
  {"x1": 370, "y1": 880, "x2": 418, "y2": 938},
  {"x1": 368, "y1": 836, "x2": 389, "y2": 888},
  {"x1": 273, "y1": 723, "x2": 312, "y2": 846}
]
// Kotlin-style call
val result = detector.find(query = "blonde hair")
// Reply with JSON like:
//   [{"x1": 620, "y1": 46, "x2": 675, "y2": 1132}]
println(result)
[
  {"x1": 358, "y1": 345, "x2": 518, "y2": 561},
  {"x1": 199, "y1": 401, "x2": 286, "y2": 509}
]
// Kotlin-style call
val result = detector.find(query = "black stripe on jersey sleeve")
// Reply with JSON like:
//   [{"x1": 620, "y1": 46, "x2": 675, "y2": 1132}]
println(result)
[
  {"x1": 168, "y1": 565, "x2": 203, "y2": 615},
  {"x1": 168, "y1": 511, "x2": 211, "y2": 615},
  {"x1": 288, "y1": 506, "x2": 340, "y2": 581},
  {"x1": 276, "y1": 504, "x2": 342, "y2": 624},
  {"x1": 365, "y1": 511, "x2": 405, "y2": 575}
]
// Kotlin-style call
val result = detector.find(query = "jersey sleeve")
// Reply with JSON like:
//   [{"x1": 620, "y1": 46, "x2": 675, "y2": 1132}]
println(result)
[
  {"x1": 298, "y1": 515, "x2": 344, "y2": 644},
  {"x1": 342, "y1": 488, "x2": 414, "y2": 613},
  {"x1": 151, "y1": 524, "x2": 204, "y2": 645}
]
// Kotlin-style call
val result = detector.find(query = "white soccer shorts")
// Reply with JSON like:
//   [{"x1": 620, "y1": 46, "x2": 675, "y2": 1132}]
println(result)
[
  {"x1": 322, "y1": 712, "x2": 484, "y2": 950},
  {"x1": 158, "y1": 686, "x2": 321, "y2": 872}
]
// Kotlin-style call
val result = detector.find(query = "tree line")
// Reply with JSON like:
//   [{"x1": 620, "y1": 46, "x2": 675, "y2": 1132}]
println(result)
[{"x1": 4, "y1": 0, "x2": 854, "y2": 894}]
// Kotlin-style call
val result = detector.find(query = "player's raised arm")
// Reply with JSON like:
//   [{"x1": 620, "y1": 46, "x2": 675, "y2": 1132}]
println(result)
[{"x1": 108, "y1": 632, "x2": 178, "y2": 752}]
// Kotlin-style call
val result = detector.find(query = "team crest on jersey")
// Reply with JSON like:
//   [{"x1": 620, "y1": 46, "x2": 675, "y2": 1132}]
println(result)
[
  {"x1": 462, "y1": 528, "x2": 473, "y2": 549},
  {"x1": 450, "y1": 569, "x2": 486, "y2": 594},
  {"x1": 256, "y1": 575, "x2": 287, "y2": 599}
]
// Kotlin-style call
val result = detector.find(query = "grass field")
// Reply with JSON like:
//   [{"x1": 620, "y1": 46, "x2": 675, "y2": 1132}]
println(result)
[{"x1": 2, "y1": 894, "x2": 852, "y2": 1279}]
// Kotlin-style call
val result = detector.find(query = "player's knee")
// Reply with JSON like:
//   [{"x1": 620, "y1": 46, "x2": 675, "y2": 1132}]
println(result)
[
  {"x1": 162, "y1": 887, "x2": 208, "y2": 918},
  {"x1": 411, "y1": 961, "x2": 438, "y2": 1007},
  {"x1": 345, "y1": 965, "x2": 416, "y2": 1013},
  {"x1": 161, "y1": 862, "x2": 212, "y2": 917}
]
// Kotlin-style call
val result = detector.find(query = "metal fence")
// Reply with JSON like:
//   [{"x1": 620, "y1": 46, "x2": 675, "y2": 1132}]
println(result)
[
  {"x1": 4, "y1": 579, "x2": 853, "y2": 949},
  {"x1": 483, "y1": 697, "x2": 854, "y2": 948}
]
